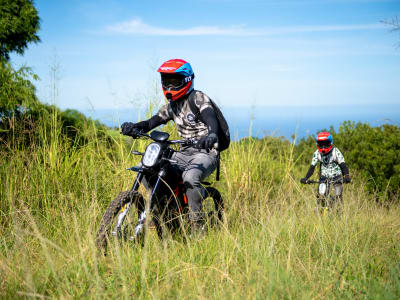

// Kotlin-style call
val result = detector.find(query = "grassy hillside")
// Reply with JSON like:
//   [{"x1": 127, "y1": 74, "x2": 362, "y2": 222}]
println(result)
[{"x1": 0, "y1": 111, "x2": 399, "y2": 299}]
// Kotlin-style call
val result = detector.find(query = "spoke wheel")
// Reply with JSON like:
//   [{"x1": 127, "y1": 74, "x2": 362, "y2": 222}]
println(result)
[{"x1": 96, "y1": 190, "x2": 144, "y2": 251}]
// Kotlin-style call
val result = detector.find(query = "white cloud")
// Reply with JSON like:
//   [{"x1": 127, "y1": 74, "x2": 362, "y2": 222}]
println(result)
[
  {"x1": 106, "y1": 18, "x2": 248, "y2": 36},
  {"x1": 105, "y1": 18, "x2": 384, "y2": 36}
]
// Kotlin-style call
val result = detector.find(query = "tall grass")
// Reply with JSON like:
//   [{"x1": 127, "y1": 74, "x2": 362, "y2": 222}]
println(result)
[{"x1": 0, "y1": 110, "x2": 399, "y2": 299}]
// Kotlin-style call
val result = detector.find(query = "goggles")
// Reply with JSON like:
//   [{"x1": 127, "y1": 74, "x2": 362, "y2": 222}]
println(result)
[
  {"x1": 317, "y1": 140, "x2": 332, "y2": 148},
  {"x1": 161, "y1": 73, "x2": 186, "y2": 91}
]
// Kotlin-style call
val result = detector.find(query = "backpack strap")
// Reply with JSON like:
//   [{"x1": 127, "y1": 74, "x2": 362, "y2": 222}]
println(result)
[
  {"x1": 167, "y1": 102, "x2": 174, "y2": 119},
  {"x1": 187, "y1": 90, "x2": 201, "y2": 121},
  {"x1": 188, "y1": 90, "x2": 221, "y2": 181},
  {"x1": 216, "y1": 152, "x2": 220, "y2": 181}
]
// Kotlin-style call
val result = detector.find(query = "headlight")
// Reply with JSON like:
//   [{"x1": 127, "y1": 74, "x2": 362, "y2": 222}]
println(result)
[
  {"x1": 142, "y1": 143, "x2": 161, "y2": 167},
  {"x1": 318, "y1": 183, "x2": 327, "y2": 195}
]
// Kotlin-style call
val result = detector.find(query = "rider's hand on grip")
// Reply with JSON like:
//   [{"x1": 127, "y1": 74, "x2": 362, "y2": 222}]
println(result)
[
  {"x1": 196, "y1": 133, "x2": 218, "y2": 151},
  {"x1": 300, "y1": 177, "x2": 308, "y2": 184},
  {"x1": 343, "y1": 175, "x2": 351, "y2": 183},
  {"x1": 121, "y1": 122, "x2": 136, "y2": 136},
  {"x1": 121, "y1": 122, "x2": 146, "y2": 138}
]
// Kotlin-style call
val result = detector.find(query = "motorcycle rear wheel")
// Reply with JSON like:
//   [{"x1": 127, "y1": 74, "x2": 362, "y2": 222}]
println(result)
[
  {"x1": 157, "y1": 186, "x2": 225, "y2": 235},
  {"x1": 203, "y1": 186, "x2": 224, "y2": 224}
]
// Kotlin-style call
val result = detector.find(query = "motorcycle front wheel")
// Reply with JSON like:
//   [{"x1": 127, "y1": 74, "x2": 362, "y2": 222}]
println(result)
[{"x1": 96, "y1": 190, "x2": 144, "y2": 251}]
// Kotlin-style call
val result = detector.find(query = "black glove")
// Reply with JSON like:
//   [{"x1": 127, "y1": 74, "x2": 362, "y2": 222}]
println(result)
[
  {"x1": 121, "y1": 121, "x2": 149, "y2": 137},
  {"x1": 300, "y1": 178, "x2": 308, "y2": 184},
  {"x1": 196, "y1": 133, "x2": 218, "y2": 150},
  {"x1": 343, "y1": 175, "x2": 351, "y2": 183}
]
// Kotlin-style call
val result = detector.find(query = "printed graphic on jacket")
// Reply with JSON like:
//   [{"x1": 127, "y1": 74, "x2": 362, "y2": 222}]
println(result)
[
  {"x1": 157, "y1": 90, "x2": 213, "y2": 140},
  {"x1": 311, "y1": 147, "x2": 345, "y2": 178}
]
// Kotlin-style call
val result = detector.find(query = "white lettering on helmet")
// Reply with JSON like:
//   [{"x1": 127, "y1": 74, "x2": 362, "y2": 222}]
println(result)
[
  {"x1": 184, "y1": 76, "x2": 192, "y2": 82},
  {"x1": 160, "y1": 67, "x2": 175, "y2": 71}
]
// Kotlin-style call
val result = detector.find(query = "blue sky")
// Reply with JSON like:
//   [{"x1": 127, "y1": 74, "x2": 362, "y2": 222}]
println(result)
[{"x1": 10, "y1": 0, "x2": 400, "y2": 114}]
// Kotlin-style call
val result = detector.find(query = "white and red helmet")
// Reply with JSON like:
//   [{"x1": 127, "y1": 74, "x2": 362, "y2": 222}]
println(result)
[
  {"x1": 316, "y1": 132, "x2": 333, "y2": 154},
  {"x1": 157, "y1": 59, "x2": 194, "y2": 101}
]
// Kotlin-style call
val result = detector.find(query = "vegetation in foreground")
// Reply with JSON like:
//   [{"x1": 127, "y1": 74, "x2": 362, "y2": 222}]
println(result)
[{"x1": 0, "y1": 110, "x2": 399, "y2": 299}]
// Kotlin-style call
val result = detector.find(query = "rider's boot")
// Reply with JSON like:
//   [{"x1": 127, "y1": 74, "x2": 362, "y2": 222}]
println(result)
[{"x1": 190, "y1": 220, "x2": 206, "y2": 238}]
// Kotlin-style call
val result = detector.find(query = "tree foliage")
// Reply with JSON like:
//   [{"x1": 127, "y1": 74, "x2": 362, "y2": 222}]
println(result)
[
  {"x1": 0, "y1": 103, "x2": 112, "y2": 151},
  {"x1": 382, "y1": 16, "x2": 400, "y2": 48},
  {"x1": 0, "y1": 0, "x2": 40, "y2": 61},
  {"x1": 0, "y1": 60, "x2": 39, "y2": 117},
  {"x1": 295, "y1": 121, "x2": 400, "y2": 199}
]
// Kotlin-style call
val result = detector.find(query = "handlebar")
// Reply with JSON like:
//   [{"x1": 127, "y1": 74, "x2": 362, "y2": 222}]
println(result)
[
  {"x1": 123, "y1": 129, "x2": 218, "y2": 150},
  {"x1": 304, "y1": 180, "x2": 320, "y2": 184},
  {"x1": 122, "y1": 128, "x2": 149, "y2": 139},
  {"x1": 168, "y1": 139, "x2": 197, "y2": 146}
]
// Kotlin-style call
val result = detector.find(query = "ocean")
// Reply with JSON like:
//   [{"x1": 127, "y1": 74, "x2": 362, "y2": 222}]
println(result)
[{"x1": 81, "y1": 104, "x2": 400, "y2": 141}]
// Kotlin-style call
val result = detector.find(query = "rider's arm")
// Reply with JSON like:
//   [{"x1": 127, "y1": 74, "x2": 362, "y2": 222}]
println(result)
[
  {"x1": 339, "y1": 162, "x2": 349, "y2": 176},
  {"x1": 194, "y1": 91, "x2": 218, "y2": 136},
  {"x1": 304, "y1": 165, "x2": 316, "y2": 179},
  {"x1": 130, "y1": 103, "x2": 171, "y2": 133},
  {"x1": 137, "y1": 115, "x2": 167, "y2": 132},
  {"x1": 137, "y1": 103, "x2": 173, "y2": 132},
  {"x1": 200, "y1": 107, "x2": 219, "y2": 135},
  {"x1": 335, "y1": 148, "x2": 350, "y2": 179},
  {"x1": 121, "y1": 104, "x2": 171, "y2": 136},
  {"x1": 303, "y1": 151, "x2": 319, "y2": 180}
]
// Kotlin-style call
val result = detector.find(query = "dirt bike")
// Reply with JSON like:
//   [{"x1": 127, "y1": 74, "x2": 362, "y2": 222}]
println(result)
[
  {"x1": 96, "y1": 129, "x2": 224, "y2": 250},
  {"x1": 301, "y1": 177, "x2": 349, "y2": 213}
]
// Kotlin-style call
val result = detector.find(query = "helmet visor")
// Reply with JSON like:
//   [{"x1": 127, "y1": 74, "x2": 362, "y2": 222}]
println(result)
[
  {"x1": 317, "y1": 140, "x2": 332, "y2": 148},
  {"x1": 161, "y1": 73, "x2": 186, "y2": 91}
]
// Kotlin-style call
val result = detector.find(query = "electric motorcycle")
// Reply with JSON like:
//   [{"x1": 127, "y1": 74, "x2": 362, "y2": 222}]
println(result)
[
  {"x1": 96, "y1": 130, "x2": 224, "y2": 250},
  {"x1": 302, "y1": 177, "x2": 349, "y2": 213}
]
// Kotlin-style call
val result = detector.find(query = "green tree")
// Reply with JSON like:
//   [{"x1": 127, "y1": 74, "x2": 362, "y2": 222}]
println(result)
[
  {"x1": 334, "y1": 121, "x2": 400, "y2": 199},
  {"x1": 0, "y1": 60, "x2": 39, "y2": 117},
  {"x1": 0, "y1": 0, "x2": 40, "y2": 117},
  {"x1": 0, "y1": 0, "x2": 40, "y2": 61}
]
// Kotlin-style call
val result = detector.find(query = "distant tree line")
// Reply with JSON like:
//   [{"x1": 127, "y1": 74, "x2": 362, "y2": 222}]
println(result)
[{"x1": 0, "y1": 0, "x2": 109, "y2": 150}]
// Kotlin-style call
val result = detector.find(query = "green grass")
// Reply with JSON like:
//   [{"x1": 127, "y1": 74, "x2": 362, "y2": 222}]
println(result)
[{"x1": 0, "y1": 115, "x2": 399, "y2": 299}]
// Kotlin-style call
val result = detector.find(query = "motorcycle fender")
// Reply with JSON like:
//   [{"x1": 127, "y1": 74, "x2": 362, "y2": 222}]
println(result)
[
  {"x1": 127, "y1": 166, "x2": 142, "y2": 172},
  {"x1": 319, "y1": 183, "x2": 327, "y2": 195}
]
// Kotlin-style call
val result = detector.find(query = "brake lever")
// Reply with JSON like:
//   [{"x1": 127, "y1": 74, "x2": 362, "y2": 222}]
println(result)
[
  {"x1": 162, "y1": 158, "x2": 178, "y2": 163},
  {"x1": 131, "y1": 151, "x2": 144, "y2": 155}
]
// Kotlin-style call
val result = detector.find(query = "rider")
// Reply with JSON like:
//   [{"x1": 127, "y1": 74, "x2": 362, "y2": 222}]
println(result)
[
  {"x1": 300, "y1": 132, "x2": 351, "y2": 207},
  {"x1": 121, "y1": 58, "x2": 220, "y2": 233}
]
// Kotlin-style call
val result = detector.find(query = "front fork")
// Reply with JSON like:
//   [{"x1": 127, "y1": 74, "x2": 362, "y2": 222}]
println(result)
[
  {"x1": 114, "y1": 170, "x2": 166, "y2": 240},
  {"x1": 113, "y1": 172, "x2": 143, "y2": 237}
]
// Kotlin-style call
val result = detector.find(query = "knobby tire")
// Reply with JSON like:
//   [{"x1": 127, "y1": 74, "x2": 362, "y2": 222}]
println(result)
[
  {"x1": 204, "y1": 186, "x2": 224, "y2": 223},
  {"x1": 96, "y1": 190, "x2": 143, "y2": 251}
]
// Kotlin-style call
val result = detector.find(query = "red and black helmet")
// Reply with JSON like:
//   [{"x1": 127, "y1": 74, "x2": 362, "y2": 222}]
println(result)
[
  {"x1": 316, "y1": 132, "x2": 333, "y2": 155},
  {"x1": 157, "y1": 59, "x2": 194, "y2": 101}
]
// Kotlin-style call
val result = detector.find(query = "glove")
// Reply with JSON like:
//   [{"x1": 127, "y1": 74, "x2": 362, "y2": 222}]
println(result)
[
  {"x1": 300, "y1": 178, "x2": 308, "y2": 184},
  {"x1": 196, "y1": 133, "x2": 218, "y2": 150},
  {"x1": 343, "y1": 175, "x2": 351, "y2": 183},
  {"x1": 121, "y1": 121, "x2": 149, "y2": 137}
]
